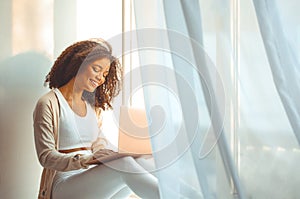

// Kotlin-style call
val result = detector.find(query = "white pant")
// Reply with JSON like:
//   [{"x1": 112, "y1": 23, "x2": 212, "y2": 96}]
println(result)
[{"x1": 52, "y1": 156, "x2": 160, "y2": 199}]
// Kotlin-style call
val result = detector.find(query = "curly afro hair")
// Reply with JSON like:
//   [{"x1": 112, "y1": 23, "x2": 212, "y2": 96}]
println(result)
[{"x1": 45, "y1": 39, "x2": 122, "y2": 111}]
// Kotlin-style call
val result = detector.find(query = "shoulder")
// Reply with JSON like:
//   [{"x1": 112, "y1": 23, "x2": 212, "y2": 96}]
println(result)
[
  {"x1": 35, "y1": 90, "x2": 59, "y2": 108},
  {"x1": 34, "y1": 90, "x2": 58, "y2": 114},
  {"x1": 37, "y1": 90, "x2": 57, "y2": 104}
]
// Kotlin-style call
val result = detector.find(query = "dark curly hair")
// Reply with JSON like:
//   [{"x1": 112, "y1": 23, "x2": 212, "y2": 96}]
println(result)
[{"x1": 45, "y1": 39, "x2": 122, "y2": 111}]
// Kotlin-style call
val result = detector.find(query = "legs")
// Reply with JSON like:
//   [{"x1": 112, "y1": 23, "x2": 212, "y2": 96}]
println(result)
[
  {"x1": 110, "y1": 186, "x2": 132, "y2": 199},
  {"x1": 134, "y1": 156, "x2": 157, "y2": 176},
  {"x1": 52, "y1": 163, "x2": 124, "y2": 199},
  {"x1": 52, "y1": 156, "x2": 160, "y2": 199}
]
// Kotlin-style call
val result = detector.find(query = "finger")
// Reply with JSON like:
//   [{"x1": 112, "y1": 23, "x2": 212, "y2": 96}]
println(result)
[
  {"x1": 93, "y1": 143, "x2": 105, "y2": 149},
  {"x1": 91, "y1": 137, "x2": 108, "y2": 148},
  {"x1": 94, "y1": 149, "x2": 110, "y2": 156}
]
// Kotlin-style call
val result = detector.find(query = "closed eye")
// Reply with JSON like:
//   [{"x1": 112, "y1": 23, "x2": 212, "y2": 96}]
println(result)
[{"x1": 92, "y1": 65, "x2": 102, "y2": 73}]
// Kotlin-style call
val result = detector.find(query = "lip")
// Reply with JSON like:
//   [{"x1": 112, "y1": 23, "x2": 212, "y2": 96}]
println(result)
[{"x1": 89, "y1": 79, "x2": 100, "y2": 87}]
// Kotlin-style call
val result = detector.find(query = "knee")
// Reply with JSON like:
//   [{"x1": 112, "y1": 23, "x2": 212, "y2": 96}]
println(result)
[
  {"x1": 118, "y1": 156, "x2": 143, "y2": 173},
  {"x1": 119, "y1": 156, "x2": 136, "y2": 166},
  {"x1": 103, "y1": 156, "x2": 140, "y2": 173}
]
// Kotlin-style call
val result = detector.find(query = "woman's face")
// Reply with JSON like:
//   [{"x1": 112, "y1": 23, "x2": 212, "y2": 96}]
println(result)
[{"x1": 76, "y1": 58, "x2": 111, "y2": 92}]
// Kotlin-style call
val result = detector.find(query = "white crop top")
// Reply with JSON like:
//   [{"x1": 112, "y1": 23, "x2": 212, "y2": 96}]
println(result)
[{"x1": 54, "y1": 88, "x2": 99, "y2": 150}]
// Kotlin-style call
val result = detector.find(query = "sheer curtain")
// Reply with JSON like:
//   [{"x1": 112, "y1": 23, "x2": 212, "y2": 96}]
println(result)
[
  {"x1": 132, "y1": 1, "x2": 205, "y2": 198},
  {"x1": 240, "y1": 0, "x2": 300, "y2": 198},
  {"x1": 252, "y1": 0, "x2": 300, "y2": 144},
  {"x1": 133, "y1": 0, "x2": 300, "y2": 198},
  {"x1": 133, "y1": 0, "x2": 243, "y2": 198}
]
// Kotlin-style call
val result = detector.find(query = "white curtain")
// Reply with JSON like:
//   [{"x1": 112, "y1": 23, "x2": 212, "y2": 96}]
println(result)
[
  {"x1": 133, "y1": 0, "x2": 244, "y2": 198},
  {"x1": 238, "y1": 1, "x2": 300, "y2": 198},
  {"x1": 252, "y1": 0, "x2": 300, "y2": 144},
  {"x1": 133, "y1": 0, "x2": 300, "y2": 198}
]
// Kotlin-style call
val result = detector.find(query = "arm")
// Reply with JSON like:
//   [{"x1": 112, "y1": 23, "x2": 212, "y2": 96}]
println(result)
[
  {"x1": 33, "y1": 95, "x2": 93, "y2": 171},
  {"x1": 91, "y1": 107, "x2": 109, "y2": 152}
]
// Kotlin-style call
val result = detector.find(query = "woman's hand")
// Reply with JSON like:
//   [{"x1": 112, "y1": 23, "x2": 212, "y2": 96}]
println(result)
[
  {"x1": 93, "y1": 149, "x2": 117, "y2": 157},
  {"x1": 87, "y1": 149, "x2": 119, "y2": 164},
  {"x1": 91, "y1": 137, "x2": 108, "y2": 153}
]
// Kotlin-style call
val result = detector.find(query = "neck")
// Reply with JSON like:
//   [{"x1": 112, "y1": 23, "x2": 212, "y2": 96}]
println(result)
[{"x1": 58, "y1": 78, "x2": 83, "y2": 102}]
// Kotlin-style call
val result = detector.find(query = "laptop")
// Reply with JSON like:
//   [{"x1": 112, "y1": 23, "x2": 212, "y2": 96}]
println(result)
[
  {"x1": 118, "y1": 105, "x2": 152, "y2": 155},
  {"x1": 88, "y1": 106, "x2": 152, "y2": 164}
]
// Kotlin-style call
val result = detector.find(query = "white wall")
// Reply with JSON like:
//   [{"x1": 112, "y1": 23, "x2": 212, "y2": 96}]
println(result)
[{"x1": 0, "y1": 1, "x2": 121, "y2": 198}]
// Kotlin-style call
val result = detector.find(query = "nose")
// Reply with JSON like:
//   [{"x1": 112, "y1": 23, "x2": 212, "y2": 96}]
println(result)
[{"x1": 96, "y1": 73, "x2": 105, "y2": 83}]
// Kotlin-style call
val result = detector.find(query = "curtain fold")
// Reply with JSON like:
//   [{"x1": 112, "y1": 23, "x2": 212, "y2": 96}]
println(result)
[
  {"x1": 162, "y1": 0, "x2": 212, "y2": 198},
  {"x1": 162, "y1": 0, "x2": 219, "y2": 198},
  {"x1": 178, "y1": 1, "x2": 246, "y2": 198},
  {"x1": 252, "y1": 0, "x2": 300, "y2": 145},
  {"x1": 131, "y1": 0, "x2": 300, "y2": 198},
  {"x1": 133, "y1": 0, "x2": 247, "y2": 198},
  {"x1": 132, "y1": 0, "x2": 204, "y2": 198}
]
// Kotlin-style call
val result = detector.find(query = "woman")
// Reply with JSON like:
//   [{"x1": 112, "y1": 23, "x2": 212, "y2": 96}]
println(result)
[{"x1": 33, "y1": 39, "x2": 160, "y2": 199}]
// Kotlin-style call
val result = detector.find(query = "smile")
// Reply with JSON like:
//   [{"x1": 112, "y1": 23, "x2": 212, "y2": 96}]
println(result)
[{"x1": 90, "y1": 79, "x2": 100, "y2": 87}]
